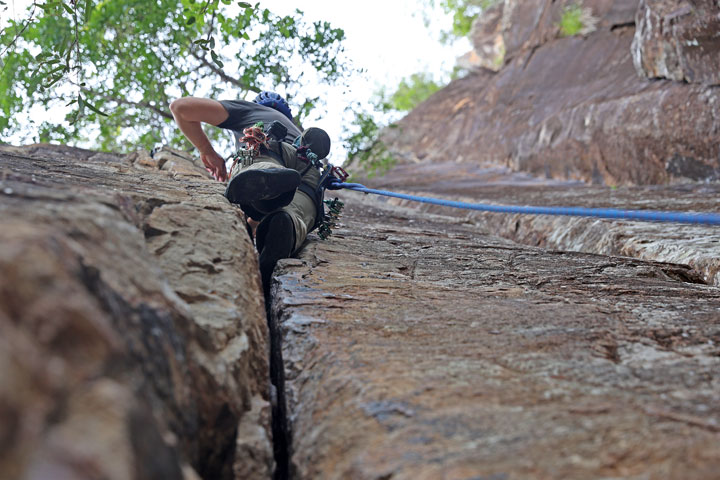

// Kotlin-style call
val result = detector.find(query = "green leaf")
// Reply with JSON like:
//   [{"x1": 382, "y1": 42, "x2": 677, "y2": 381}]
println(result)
[
  {"x1": 44, "y1": 74, "x2": 64, "y2": 88},
  {"x1": 238, "y1": 2, "x2": 251, "y2": 7},
  {"x1": 84, "y1": 99, "x2": 109, "y2": 117},
  {"x1": 47, "y1": 65, "x2": 66, "y2": 75},
  {"x1": 61, "y1": 2, "x2": 74, "y2": 15},
  {"x1": 210, "y1": 49, "x2": 224, "y2": 68},
  {"x1": 186, "y1": 16, "x2": 196, "y2": 25}
]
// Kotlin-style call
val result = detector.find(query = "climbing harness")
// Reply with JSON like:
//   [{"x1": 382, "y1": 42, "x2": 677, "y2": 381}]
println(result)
[
  {"x1": 325, "y1": 179, "x2": 720, "y2": 226},
  {"x1": 227, "y1": 120, "x2": 348, "y2": 239}
]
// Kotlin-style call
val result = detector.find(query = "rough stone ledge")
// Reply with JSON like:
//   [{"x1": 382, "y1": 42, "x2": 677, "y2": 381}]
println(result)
[{"x1": 367, "y1": 164, "x2": 720, "y2": 286}]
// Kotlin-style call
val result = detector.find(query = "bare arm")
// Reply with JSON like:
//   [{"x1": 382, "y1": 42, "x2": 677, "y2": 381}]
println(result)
[{"x1": 170, "y1": 97, "x2": 230, "y2": 182}]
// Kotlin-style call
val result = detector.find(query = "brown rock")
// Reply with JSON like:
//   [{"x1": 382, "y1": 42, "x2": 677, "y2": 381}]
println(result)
[
  {"x1": 0, "y1": 145, "x2": 271, "y2": 479},
  {"x1": 382, "y1": 26, "x2": 720, "y2": 185},
  {"x1": 460, "y1": 3, "x2": 505, "y2": 71},
  {"x1": 380, "y1": 0, "x2": 720, "y2": 186},
  {"x1": 270, "y1": 192, "x2": 720, "y2": 479},
  {"x1": 483, "y1": 0, "x2": 639, "y2": 64},
  {"x1": 632, "y1": 0, "x2": 720, "y2": 85}
]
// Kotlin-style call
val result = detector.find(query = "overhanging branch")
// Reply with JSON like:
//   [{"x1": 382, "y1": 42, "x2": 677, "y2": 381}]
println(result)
[
  {"x1": 82, "y1": 89, "x2": 173, "y2": 119},
  {"x1": 189, "y1": 48, "x2": 258, "y2": 93}
]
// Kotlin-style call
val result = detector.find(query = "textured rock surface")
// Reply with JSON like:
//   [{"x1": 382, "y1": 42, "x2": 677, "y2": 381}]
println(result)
[
  {"x1": 632, "y1": 0, "x2": 720, "y2": 85},
  {"x1": 0, "y1": 145, "x2": 271, "y2": 479},
  {"x1": 369, "y1": 162, "x2": 720, "y2": 285},
  {"x1": 271, "y1": 193, "x2": 720, "y2": 479},
  {"x1": 498, "y1": 0, "x2": 638, "y2": 61},
  {"x1": 458, "y1": 3, "x2": 505, "y2": 71},
  {"x1": 460, "y1": 0, "x2": 639, "y2": 71},
  {"x1": 379, "y1": 0, "x2": 720, "y2": 186}
]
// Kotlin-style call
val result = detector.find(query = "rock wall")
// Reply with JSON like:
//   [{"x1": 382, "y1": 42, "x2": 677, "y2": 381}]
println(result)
[
  {"x1": 270, "y1": 192, "x2": 720, "y2": 479},
  {"x1": 0, "y1": 145, "x2": 272, "y2": 479},
  {"x1": 632, "y1": 0, "x2": 720, "y2": 85},
  {"x1": 380, "y1": 0, "x2": 720, "y2": 186}
]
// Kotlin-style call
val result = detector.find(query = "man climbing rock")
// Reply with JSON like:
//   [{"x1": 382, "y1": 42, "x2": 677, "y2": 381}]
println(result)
[{"x1": 170, "y1": 92, "x2": 331, "y2": 289}]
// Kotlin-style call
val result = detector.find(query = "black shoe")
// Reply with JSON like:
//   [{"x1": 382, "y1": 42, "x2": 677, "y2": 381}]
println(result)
[
  {"x1": 239, "y1": 189, "x2": 297, "y2": 224},
  {"x1": 252, "y1": 190, "x2": 296, "y2": 214},
  {"x1": 257, "y1": 212, "x2": 295, "y2": 291},
  {"x1": 225, "y1": 168, "x2": 301, "y2": 205}
]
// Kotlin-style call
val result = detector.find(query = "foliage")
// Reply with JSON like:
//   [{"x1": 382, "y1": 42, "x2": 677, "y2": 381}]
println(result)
[
  {"x1": 379, "y1": 73, "x2": 442, "y2": 112},
  {"x1": 342, "y1": 71, "x2": 447, "y2": 177},
  {"x1": 423, "y1": 0, "x2": 499, "y2": 42},
  {"x1": 0, "y1": 0, "x2": 350, "y2": 152},
  {"x1": 342, "y1": 103, "x2": 398, "y2": 179},
  {"x1": 559, "y1": 4, "x2": 585, "y2": 37}
]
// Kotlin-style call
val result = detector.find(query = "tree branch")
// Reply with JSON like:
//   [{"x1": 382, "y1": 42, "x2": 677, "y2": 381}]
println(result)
[
  {"x1": 82, "y1": 89, "x2": 173, "y2": 119},
  {"x1": 189, "y1": 48, "x2": 258, "y2": 92},
  {"x1": 0, "y1": 2, "x2": 39, "y2": 62}
]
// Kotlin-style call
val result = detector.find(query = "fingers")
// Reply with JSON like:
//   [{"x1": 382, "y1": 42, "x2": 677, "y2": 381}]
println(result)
[{"x1": 199, "y1": 152, "x2": 228, "y2": 182}]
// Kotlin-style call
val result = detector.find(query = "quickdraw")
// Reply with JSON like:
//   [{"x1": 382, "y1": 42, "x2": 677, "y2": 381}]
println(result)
[
  {"x1": 315, "y1": 165, "x2": 350, "y2": 240},
  {"x1": 230, "y1": 122, "x2": 268, "y2": 170},
  {"x1": 317, "y1": 197, "x2": 344, "y2": 240},
  {"x1": 330, "y1": 165, "x2": 349, "y2": 183}
]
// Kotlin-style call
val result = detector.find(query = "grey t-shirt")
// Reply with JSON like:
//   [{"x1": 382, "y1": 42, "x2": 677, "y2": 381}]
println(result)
[{"x1": 217, "y1": 99, "x2": 301, "y2": 149}]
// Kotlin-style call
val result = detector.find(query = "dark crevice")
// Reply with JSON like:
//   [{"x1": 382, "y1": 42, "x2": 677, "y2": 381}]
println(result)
[
  {"x1": 610, "y1": 21, "x2": 636, "y2": 31},
  {"x1": 265, "y1": 287, "x2": 292, "y2": 480},
  {"x1": 659, "y1": 265, "x2": 707, "y2": 285},
  {"x1": 522, "y1": 45, "x2": 541, "y2": 70},
  {"x1": 143, "y1": 224, "x2": 168, "y2": 239}
]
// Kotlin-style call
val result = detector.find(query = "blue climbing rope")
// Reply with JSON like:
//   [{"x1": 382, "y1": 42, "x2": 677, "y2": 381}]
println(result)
[{"x1": 328, "y1": 181, "x2": 720, "y2": 226}]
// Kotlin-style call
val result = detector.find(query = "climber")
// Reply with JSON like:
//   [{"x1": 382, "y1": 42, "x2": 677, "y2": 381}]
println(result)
[{"x1": 169, "y1": 91, "x2": 331, "y2": 290}]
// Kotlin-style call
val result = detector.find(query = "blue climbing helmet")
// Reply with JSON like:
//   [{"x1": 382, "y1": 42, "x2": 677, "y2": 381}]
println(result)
[{"x1": 253, "y1": 91, "x2": 293, "y2": 121}]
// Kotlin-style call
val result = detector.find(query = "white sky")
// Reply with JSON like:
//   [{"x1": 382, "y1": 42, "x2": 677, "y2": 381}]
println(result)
[
  {"x1": 1, "y1": 1, "x2": 469, "y2": 161},
  {"x1": 268, "y1": 0, "x2": 469, "y2": 162}
]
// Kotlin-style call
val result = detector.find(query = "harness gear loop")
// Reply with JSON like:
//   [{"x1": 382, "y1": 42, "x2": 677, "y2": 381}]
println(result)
[
  {"x1": 296, "y1": 145, "x2": 323, "y2": 176},
  {"x1": 312, "y1": 164, "x2": 353, "y2": 239}
]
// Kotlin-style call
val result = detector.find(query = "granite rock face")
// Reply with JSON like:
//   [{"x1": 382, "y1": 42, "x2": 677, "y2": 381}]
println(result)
[
  {"x1": 270, "y1": 192, "x2": 720, "y2": 479},
  {"x1": 632, "y1": 0, "x2": 720, "y2": 85},
  {"x1": 0, "y1": 145, "x2": 272, "y2": 479},
  {"x1": 381, "y1": 0, "x2": 720, "y2": 186}
]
